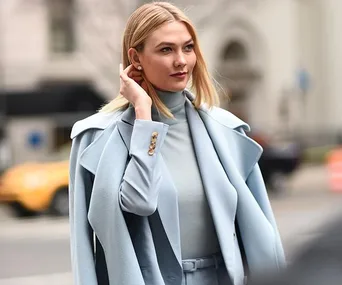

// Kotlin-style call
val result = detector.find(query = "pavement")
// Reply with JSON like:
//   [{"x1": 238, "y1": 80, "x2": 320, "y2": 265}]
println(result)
[
  {"x1": 0, "y1": 163, "x2": 341, "y2": 285},
  {"x1": 271, "y1": 163, "x2": 342, "y2": 252}
]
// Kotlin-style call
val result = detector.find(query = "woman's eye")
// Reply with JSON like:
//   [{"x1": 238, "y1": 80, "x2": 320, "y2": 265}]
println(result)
[
  {"x1": 160, "y1": 47, "x2": 172, "y2": 52},
  {"x1": 184, "y1": 44, "x2": 194, "y2": 51}
]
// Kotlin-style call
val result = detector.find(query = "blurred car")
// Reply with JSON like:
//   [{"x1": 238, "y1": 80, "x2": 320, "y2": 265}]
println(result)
[
  {"x1": 0, "y1": 145, "x2": 70, "y2": 217},
  {"x1": 251, "y1": 133, "x2": 302, "y2": 193}
]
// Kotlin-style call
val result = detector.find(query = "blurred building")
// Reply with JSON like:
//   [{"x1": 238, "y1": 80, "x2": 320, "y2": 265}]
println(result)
[
  {"x1": 0, "y1": 0, "x2": 342, "y2": 169},
  {"x1": 0, "y1": 0, "x2": 135, "y2": 169},
  {"x1": 179, "y1": 0, "x2": 342, "y2": 146}
]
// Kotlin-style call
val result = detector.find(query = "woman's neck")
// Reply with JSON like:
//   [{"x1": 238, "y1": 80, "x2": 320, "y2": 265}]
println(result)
[{"x1": 152, "y1": 89, "x2": 186, "y2": 125}]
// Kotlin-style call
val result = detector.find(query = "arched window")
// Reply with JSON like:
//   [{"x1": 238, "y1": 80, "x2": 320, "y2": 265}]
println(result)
[{"x1": 222, "y1": 41, "x2": 247, "y2": 61}]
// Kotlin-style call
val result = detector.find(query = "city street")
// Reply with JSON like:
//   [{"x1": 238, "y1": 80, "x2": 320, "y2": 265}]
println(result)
[
  {"x1": 2, "y1": 1, "x2": 342, "y2": 284},
  {"x1": 1, "y1": 165, "x2": 341, "y2": 285}
]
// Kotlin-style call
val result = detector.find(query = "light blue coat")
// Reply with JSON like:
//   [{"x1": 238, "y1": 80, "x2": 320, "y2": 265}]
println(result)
[{"x1": 69, "y1": 91, "x2": 285, "y2": 285}]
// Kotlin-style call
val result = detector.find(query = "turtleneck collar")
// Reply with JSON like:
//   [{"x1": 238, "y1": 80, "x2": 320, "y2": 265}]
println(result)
[{"x1": 152, "y1": 89, "x2": 187, "y2": 125}]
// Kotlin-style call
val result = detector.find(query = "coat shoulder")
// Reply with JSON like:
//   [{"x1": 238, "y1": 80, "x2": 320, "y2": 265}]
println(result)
[
  {"x1": 70, "y1": 110, "x2": 124, "y2": 139},
  {"x1": 203, "y1": 106, "x2": 251, "y2": 132},
  {"x1": 184, "y1": 89, "x2": 250, "y2": 131}
]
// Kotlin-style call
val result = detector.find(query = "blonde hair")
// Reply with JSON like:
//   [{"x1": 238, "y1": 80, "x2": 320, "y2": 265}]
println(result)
[{"x1": 100, "y1": 2, "x2": 220, "y2": 117}]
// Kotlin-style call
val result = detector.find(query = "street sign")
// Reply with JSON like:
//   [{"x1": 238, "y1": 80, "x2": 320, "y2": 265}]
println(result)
[
  {"x1": 297, "y1": 68, "x2": 311, "y2": 93},
  {"x1": 27, "y1": 131, "x2": 44, "y2": 148}
]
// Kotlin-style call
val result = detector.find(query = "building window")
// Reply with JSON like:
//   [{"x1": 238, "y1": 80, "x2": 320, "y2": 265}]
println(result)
[{"x1": 48, "y1": 0, "x2": 75, "y2": 54}]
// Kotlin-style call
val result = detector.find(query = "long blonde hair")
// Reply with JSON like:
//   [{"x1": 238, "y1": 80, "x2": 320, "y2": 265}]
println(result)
[{"x1": 100, "y1": 2, "x2": 219, "y2": 117}]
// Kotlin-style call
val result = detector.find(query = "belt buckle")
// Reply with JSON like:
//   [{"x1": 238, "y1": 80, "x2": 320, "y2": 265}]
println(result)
[{"x1": 184, "y1": 260, "x2": 197, "y2": 272}]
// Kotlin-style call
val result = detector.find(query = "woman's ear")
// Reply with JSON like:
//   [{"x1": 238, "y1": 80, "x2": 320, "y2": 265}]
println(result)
[{"x1": 128, "y1": 48, "x2": 142, "y2": 70}]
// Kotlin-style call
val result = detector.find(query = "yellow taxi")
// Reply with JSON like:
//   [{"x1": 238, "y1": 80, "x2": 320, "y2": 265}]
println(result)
[{"x1": 0, "y1": 146, "x2": 70, "y2": 216}]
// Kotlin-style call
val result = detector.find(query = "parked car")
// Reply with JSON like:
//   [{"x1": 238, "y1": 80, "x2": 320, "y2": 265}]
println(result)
[
  {"x1": 251, "y1": 133, "x2": 302, "y2": 193},
  {"x1": 0, "y1": 145, "x2": 70, "y2": 217}
]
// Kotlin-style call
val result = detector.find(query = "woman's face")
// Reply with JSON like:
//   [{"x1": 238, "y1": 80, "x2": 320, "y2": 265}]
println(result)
[{"x1": 138, "y1": 21, "x2": 197, "y2": 92}]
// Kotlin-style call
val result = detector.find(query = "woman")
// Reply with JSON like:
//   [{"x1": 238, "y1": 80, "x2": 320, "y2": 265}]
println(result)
[{"x1": 69, "y1": 2, "x2": 286, "y2": 285}]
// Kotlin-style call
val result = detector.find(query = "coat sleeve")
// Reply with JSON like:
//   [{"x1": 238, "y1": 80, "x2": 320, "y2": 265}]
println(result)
[
  {"x1": 246, "y1": 163, "x2": 286, "y2": 268},
  {"x1": 69, "y1": 131, "x2": 98, "y2": 285},
  {"x1": 119, "y1": 119, "x2": 169, "y2": 216}
]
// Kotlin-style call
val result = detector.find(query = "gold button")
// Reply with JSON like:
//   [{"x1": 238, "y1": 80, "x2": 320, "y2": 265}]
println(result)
[
  {"x1": 151, "y1": 137, "x2": 157, "y2": 143},
  {"x1": 148, "y1": 149, "x2": 155, "y2": 156},
  {"x1": 152, "y1": 132, "x2": 158, "y2": 138},
  {"x1": 149, "y1": 145, "x2": 155, "y2": 150}
]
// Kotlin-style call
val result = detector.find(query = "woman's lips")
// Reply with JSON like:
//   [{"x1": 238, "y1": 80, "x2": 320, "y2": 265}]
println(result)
[{"x1": 170, "y1": 72, "x2": 187, "y2": 79}]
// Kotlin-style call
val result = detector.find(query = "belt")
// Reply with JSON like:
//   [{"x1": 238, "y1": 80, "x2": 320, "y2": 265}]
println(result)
[{"x1": 182, "y1": 253, "x2": 224, "y2": 272}]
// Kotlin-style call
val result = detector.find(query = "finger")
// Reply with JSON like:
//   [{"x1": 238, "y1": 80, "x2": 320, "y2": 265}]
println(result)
[
  {"x1": 122, "y1": 64, "x2": 134, "y2": 76},
  {"x1": 128, "y1": 70, "x2": 143, "y2": 78},
  {"x1": 122, "y1": 65, "x2": 136, "y2": 82},
  {"x1": 131, "y1": 76, "x2": 143, "y2": 82},
  {"x1": 119, "y1": 63, "x2": 126, "y2": 84},
  {"x1": 120, "y1": 63, "x2": 133, "y2": 77},
  {"x1": 120, "y1": 72, "x2": 130, "y2": 84},
  {"x1": 120, "y1": 66, "x2": 131, "y2": 83}
]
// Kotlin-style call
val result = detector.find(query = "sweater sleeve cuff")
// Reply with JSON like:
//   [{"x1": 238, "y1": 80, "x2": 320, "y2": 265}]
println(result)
[{"x1": 129, "y1": 119, "x2": 169, "y2": 156}]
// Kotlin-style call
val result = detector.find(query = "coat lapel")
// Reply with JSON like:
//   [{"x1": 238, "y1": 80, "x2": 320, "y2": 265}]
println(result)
[
  {"x1": 197, "y1": 107, "x2": 262, "y2": 181},
  {"x1": 186, "y1": 100, "x2": 238, "y2": 279},
  {"x1": 183, "y1": 89, "x2": 262, "y2": 181},
  {"x1": 155, "y1": 158, "x2": 182, "y2": 265},
  {"x1": 185, "y1": 95, "x2": 264, "y2": 282}
]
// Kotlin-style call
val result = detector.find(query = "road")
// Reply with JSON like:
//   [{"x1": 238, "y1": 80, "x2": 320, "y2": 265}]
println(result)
[
  {"x1": 1, "y1": 167, "x2": 341, "y2": 284},
  {"x1": 0, "y1": 217, "x2": 71, "y2": 284}
]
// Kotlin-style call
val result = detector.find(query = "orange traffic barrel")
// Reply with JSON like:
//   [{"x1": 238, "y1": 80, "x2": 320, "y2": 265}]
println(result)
[{"x1": 326, "y1": 147, "x2": 342, "y2": 192}]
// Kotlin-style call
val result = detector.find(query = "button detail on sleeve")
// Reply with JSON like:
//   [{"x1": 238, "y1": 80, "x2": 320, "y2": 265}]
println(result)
[{"x1": 148, "y1": 132, "x2": 159, "y2": 156}]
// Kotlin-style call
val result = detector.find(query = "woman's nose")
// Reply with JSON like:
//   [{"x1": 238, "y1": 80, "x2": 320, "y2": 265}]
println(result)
[{"x1": 174, "y1": 52, "x2": 186, "y2": 67}]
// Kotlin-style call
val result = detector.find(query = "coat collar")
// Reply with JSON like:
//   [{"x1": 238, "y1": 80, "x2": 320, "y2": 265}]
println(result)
[{"x1": 75, "y1": 90, "x2": 262, "y2": 180}]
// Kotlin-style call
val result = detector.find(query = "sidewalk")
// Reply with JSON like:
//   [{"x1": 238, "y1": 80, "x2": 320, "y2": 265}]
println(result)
[
  {"x1": 0, "y1": 204, "x2": 13, "y2": 221},
  {"x1": 271, "y1": 163, "x2": 342, "y2": 259},
  {"x1": 0, "y1": 272, "x2": 72, "y2": 285}
]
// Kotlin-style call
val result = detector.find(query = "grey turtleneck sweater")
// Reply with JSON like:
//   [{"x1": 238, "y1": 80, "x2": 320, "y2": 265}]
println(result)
[{"x1": 152, "y1": 89, "x2": 220, "y2": 259}]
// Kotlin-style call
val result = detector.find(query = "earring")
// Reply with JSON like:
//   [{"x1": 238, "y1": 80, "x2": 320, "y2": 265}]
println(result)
[{"x1": 137, "y1": 66, "x2": 142, "y2": 70}]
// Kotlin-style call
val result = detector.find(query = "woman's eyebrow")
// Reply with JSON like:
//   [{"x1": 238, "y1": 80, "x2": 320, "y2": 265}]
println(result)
[{"x1": 155, "y1": 39, "x2": 194, "y2": 48}]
